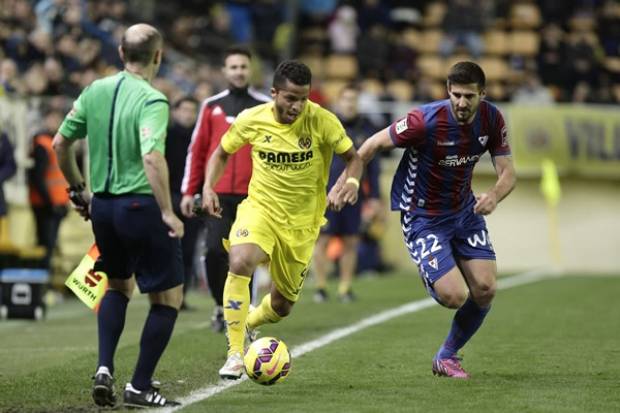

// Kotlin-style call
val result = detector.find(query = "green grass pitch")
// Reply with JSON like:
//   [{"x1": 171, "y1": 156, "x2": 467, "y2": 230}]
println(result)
[{"x1": 0, "y1": 272, "x2": 618, "y2": 412}]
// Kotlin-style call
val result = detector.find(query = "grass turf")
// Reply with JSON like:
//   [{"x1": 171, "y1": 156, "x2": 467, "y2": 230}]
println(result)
[{"x1": 0, "y1": 273, "x2": 618, "y2": 412}]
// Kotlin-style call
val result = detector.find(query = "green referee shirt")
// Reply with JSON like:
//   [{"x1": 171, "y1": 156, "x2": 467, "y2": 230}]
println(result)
[{"x1": 58, "y1": 70, "x2": 169, "y2": 195}]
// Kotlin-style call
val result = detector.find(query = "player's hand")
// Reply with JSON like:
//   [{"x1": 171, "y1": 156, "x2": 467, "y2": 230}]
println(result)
[
  {"x1": 327, "y1": 183, "x2": 343, "y2": 211},
  {"x1": 341, "y1": 181, "x2": 359, "y2": 206},
  {"x1": 202, "y1": 186, "x2": 222, "y2": 218},
  {"x1": 162, "y1": 211, "x2": 184, "y2": 238},
  {"x1": 474, "y1": 191, "x2": 498, "y2": 215},
  {"x1": 330, "y1": 181, "x2": 359, "y2": 211},
  {"x1": 180, "y1": 194, "x2": 195, "y2": 218},
  {"x1": 68, "y1": 188, "x2": 92, "y2": 221}
]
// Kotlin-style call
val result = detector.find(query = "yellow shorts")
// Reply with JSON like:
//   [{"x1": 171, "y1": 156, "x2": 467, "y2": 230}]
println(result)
[{"x1": 229, "y1": 201, "x2": 319, "y2": 302}]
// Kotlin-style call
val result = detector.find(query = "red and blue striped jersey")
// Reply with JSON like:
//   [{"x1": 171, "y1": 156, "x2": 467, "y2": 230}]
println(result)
[{"x1": 388, "y1": 99, "x2": 511, "y2": 216}]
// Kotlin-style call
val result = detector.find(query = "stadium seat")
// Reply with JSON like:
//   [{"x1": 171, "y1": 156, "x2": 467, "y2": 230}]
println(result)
[
  {"x1": 604, "y1": 56, "x2": 620, "y2": 74},
  {"x1": 484, "y1": 30, "x2": 510, "y2": 56},
  {"x1": 360, "y1": 78, "x2": 385, "y2": 96},
  {"x1": 509, "y1": 31, "x2": 540, "y2": 56},
  {"x1": 417, "y1": 30, "x2": 444, "y2": 54},
  {"x1": 299, "y1": 54, "x2": 325, "y2": 79},
  {"x1": 387, "y1": 80, "x2": 414, "y2": 102},
  {"x1": 423, "y1": 1, "x2": 447, "y2": 28},
  {"x1": 401, "y1": 28, "x2": 422, "y2": 52},
  {"x1": 510, "y1": 3, "x2": 542, "y2": 29},
  {"x1": 478, "y1": 57, "x2": 510, "y2": 82},
  {"x1": 321, "y1": 79, "x2": 348, "y2": 104},
  {"x1": 324, "y1": 54, "x2": 358, "y2": 80},
  {"x1": 417, "y1": 54, "x2": 445, "y2": 79},
  {"x1": 428, "y1": 81, "x2": 447, "y2": 100}
]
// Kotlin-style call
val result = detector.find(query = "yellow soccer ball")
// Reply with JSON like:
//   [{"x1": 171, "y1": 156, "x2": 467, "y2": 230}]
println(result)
[{"x1": 244, "y1": 337, "x2": 291, "y2": 385}]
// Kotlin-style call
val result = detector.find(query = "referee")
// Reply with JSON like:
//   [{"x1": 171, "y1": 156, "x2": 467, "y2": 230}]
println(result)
[{"x1": 53, "y1": 24, "x2": 183, "y2": 408}]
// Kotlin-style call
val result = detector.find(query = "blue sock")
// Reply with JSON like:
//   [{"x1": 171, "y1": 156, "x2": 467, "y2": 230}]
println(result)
[
  {"x1": 436, "y1": 298, "x2": 490, "y2": 360},
  {"x1": 131, "y1": 304, "x2": 178, "y2": 390},
  {"x1": 97, "y1": 290, "x2": 129, "y2": 375}
]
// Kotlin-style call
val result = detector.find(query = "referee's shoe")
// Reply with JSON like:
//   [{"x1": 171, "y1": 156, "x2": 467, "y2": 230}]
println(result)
[
  {"x1": 92, "y1": 370, "x2": 116, "y2": 407},
  {"x1": 123, "y1": 383, "x2": 181, "y2": 408}
]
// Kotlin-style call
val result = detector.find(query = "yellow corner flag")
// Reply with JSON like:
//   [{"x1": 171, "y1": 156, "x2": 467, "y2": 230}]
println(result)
[
  {"x1": 65, "y1": 244, "x2": 108, "y2": 312},
  {"x1": 540, "y1": 158, "x2": 561, "y2": 206},
  {"x1": 540, "y1": 159, "x2": 562, "y2": 267}
]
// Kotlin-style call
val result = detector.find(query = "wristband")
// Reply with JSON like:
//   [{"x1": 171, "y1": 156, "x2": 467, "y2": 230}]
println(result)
[{"x1": 345, "y1": 177, "x2": 360, "y2": 190}]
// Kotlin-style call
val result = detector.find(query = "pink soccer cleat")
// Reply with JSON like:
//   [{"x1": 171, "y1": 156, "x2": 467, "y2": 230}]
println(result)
[{"x1": 432, "y1": 356, "x2": 471, "y2": 379}]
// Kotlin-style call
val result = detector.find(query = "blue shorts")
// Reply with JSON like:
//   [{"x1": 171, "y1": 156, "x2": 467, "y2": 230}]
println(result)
[
  {"x1": 401, "y1": 206, "x2": 496, "y2": 299},
  {"x1": 91, "y1": 194, "x2": 184, "y2": 293},
  {"x1": 321, "y1": 202, "x2": 361, "y2": 236}
]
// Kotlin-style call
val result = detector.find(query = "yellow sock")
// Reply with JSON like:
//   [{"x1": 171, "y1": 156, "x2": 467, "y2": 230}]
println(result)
[
  {"x1": 223, "y1": 272, "x2": 251, "y2": 356},
  {"x1": 247, "y1": 294, "x2": 282, "y2": 329},
  {"x1": 338, "y1": 280, "x2": 352, "y2": 295}
]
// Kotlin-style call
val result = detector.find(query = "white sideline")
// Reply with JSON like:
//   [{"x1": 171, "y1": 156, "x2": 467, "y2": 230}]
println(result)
[{"x1": 152, "y1": 268, "x2": 555, "y2": 412}]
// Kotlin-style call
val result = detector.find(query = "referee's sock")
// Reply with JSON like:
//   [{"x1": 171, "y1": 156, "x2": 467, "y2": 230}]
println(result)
[
  {"x1": 131, "y1": 304, "x2": 178, "y2": 391},
  {"x1": 97, "y1": 290, "x2": 129, "y2": 375},
  {"x1": 223, "y1": 272, "x2": 251, "y2": 356},
  {"x1": 247, "y1": 293, "x2": 281, "y2": 329}
]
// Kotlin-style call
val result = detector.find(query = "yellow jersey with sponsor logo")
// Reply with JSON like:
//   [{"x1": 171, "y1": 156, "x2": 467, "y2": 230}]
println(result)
[{"x1": 221, "y1": 100, "x2": 353, "y2": 229}]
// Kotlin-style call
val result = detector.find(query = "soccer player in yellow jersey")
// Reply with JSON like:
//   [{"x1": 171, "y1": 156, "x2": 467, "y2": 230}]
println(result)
[{"x1": 201, "y1": 60, "x2": 363, "y2": 379}]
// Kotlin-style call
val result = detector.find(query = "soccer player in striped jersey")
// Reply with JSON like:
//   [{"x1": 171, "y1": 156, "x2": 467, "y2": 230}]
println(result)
[{"x1": 330, "y1": 61, "x2": 516, "y2": 378}]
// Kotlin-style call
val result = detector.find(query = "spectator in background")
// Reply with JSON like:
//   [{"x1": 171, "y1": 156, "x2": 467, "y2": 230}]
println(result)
[
  {"x1": 165, "y1": 96, "x2": 201, "y2": 311},
  {"x1": 439, "y1": 0, "x2": 486, "y2": 59},
  {"x1": 28, "y1": 109, "x2": 69, "y2": 270},
  {"x1": 313, "y1": 84, "x2": 381, "y2": 303},
  {"x1": 0, "y1": 132, "x2": 17, "y2": 240},
  {"x1": 180, "y1": 46, "x2": 270, "y2": 333},
  {"x1": 328, "y1": 5, "x2": 359, "y2": 54},
  {"x1": 357, "y1": 24, "x2": 391, "y2": 79},
  {"x1": 565, "y1": 29, "x2": 602, "y2": 95},
  {"x1": 511, "y1": 72, "x2": 555, "y2": 105},
  {"x1": 537, "y1": 23, "x2": 568, "y2": 98},
  {"x1": 0, "y1": 59, "x2": 26, "y2": 95}
]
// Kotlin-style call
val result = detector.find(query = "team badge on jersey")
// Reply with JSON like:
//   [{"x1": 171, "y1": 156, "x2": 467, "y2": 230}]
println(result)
[
  {"x1": 236, "y1": 228, "x2": 249, "y2": 238},
  {"x1": 298, "y1": 136, "x2": 312, "y2": 149},
  {"x1": 428, "y1": 255, "x2": 438, "y2": 270},
  {"x1": 478, "y1": 135, "x2": 488, "y2": 146}
]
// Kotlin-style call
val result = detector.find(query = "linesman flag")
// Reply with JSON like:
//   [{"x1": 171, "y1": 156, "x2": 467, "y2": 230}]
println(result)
[{"x1": 65, "y1": 244, "x2": 108, "y2": 312}]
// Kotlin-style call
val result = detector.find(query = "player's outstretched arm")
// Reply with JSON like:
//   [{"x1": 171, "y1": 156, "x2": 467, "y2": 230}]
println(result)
[
  {"x1": 202, "y1": 143, "x2": 230, "y2": 218},
  {"x1": 328, "y1": 127, "x2": 394, "y2": 209},
  {"x1": 474, "y1": 155, "x2": 516, "y2": 215}
]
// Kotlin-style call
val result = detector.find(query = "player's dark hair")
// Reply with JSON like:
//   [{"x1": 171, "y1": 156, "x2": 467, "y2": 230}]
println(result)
[
  {"x1": 224, "y1": 45, "x2": 252, "y2": 62},
  {"x1": 173, "y1": 95, "x2": 199, "y2": 109},
  {"x1": 447, "y1": 61, "x2": 486, "y2": 90},
  {"x1": 273, "y1": 60, "x2": 312, "y2": 89},
  {"x1": 121, "y1": 28, "x2": 163, "y2": 65}
]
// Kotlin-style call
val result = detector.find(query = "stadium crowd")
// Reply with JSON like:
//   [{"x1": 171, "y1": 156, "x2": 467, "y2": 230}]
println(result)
[
  {"x1": 0, "y1": 0, "x2": 618, "y2": 286},
  {"x1": 0, "y1": 0, "x2": 619, "y2": 109}
]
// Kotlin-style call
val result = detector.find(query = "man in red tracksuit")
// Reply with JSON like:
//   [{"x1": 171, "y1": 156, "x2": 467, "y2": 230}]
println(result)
[{"x1": 180, "y1": 46, "x2": 270, "y2": 332}]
